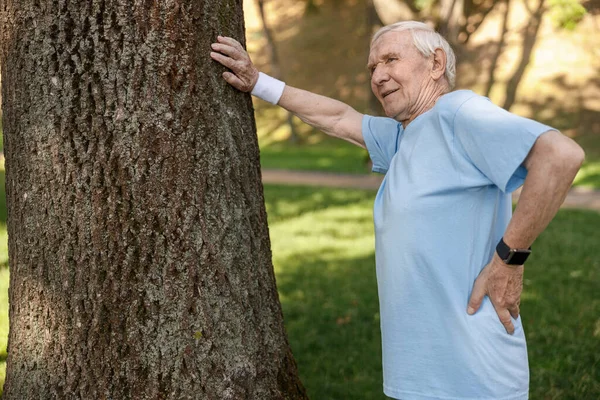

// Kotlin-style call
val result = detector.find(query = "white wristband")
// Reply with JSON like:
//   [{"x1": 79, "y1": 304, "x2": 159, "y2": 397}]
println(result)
[{"x1": 251, "y1": 72, "x2": 285, "y2": 105}]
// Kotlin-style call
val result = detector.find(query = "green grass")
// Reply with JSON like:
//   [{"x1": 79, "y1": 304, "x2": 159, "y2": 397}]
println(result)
[
  {"x1": 254, "y1": 106, "x2": 370, "y2": 175},
  {"x1": 575, "y1": 160, "x2": 600, "y2": 188},
  {"x1": 263, "y1": 185, "x2": 600, "y2": 399},
  {"x1": 265, "y1": 185, "x2": 382, "y2": 398},
  {"x1": 574, "y1": 134, "x2": 600, "y2": 189},
  {"x1": 0, "y1": 184, "x2": 598, "y2": 398},
  {"x1": 521, "y1": 209, "x2": 600, "y2": 398},
  {"x1": 260, "y1": 139, "x2": 370, "y2": 175}
]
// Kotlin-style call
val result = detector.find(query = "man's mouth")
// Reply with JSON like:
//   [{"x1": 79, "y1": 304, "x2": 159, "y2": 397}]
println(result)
[{"x1": 382, "y1": 89, "x2": 399, "y2": 98}]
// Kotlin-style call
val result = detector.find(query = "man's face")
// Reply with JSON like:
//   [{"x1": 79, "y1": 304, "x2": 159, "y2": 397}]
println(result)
[{"x1": 367, "y1": 30, "x2": 431, "y2": 121}]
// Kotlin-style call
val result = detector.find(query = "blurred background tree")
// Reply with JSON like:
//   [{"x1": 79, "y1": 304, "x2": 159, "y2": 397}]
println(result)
[{"x1": 244, "y1": 0, "x2": 599, "y2": 184}]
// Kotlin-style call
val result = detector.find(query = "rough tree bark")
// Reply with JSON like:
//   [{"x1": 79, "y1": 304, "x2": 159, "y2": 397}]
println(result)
[{"x1": 0, "y1": 1, "x2": 307, "y2": 399}]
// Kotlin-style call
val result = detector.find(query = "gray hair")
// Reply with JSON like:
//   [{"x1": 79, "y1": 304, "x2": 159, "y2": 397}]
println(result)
[{"x1": 371, "y1": 21, "x2": 456, "y2": 90}]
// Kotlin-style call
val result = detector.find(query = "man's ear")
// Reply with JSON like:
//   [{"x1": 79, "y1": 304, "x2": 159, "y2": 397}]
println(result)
[{"x1": 430, "y1": 48, "x2": 446, "y2": 81}]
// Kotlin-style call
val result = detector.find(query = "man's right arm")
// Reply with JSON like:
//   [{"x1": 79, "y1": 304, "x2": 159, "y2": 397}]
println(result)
[
  {"x1": 210, "y1": 36, "x2": 365, "y2": 148},
  {"x1": 278, "y1": 86, "x2": 365, "y2": 148}
]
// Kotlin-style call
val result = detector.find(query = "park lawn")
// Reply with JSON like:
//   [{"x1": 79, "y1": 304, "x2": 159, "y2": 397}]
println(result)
[
  {"x1": 573, "y1": 133, "x2": 600, "y2": 189},
  {"x1": 0, "y1": 184, "x2": 598, "y2": 398},
  {"x1": 259, "y1": 137, "x2": 370, "y2": 175},
  {"x1": 265, "y1": 185, "x2": 600, "y2": 399},
  {"x1": 253, "y1": 106, "x2": 370, "y2": 175}
]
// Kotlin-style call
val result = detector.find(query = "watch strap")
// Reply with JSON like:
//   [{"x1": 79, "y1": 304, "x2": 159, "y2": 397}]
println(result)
[{"x1": 496, "y1": 238, "x2": 531, "y2": 266}]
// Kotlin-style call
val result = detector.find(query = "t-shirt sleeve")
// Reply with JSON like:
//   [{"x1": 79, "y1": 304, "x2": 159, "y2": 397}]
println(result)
[
  {"x1": 454, "y1": 96, "x2": 557, "y2": 193},
  {"x1": 362, "y1": 115, "x2": 403, "y2": 174}
]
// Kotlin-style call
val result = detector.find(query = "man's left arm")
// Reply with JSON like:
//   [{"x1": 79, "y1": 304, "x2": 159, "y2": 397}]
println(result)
[{"x1": 467, "y1": 130, "x2": 585, "y2": 334}]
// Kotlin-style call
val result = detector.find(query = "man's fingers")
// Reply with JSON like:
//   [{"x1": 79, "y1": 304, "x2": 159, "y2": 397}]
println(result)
[
  {"x1": 211, "y1": 43, "x2": 244, "y2": 60},
  {"x1": 222, "y1": 72, "x2": 247, "y2": 91},
  {"x1": 467, "y1": 274, "x2": 487, "y2": 315},
  {"x1": 508, "y1": 303, "x2": 520, "y2": 320},
  {"x1": 210, "y1": 51, "x2": 237, "y2": 70},
  {"x1": 217, "y1": 35, "x2": 245, "y2": 52},
  {"x1": 494, "y1": 306, "x2": 515, "y2": 334},
  {"x1": 211, "y1": 49, "x2": 255, "y2": 92}
]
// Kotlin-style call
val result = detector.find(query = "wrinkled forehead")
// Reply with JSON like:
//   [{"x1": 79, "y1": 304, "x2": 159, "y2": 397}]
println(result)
[{"x1": 368, "y1": 30, "x2": 416, "y2": 61}]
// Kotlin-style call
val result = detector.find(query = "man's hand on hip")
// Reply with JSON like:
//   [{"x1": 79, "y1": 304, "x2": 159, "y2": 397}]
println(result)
[
  {"x1": 467, "y1": 253, "x2": 524, "y2": 334},
  {"x1": 210, "y1": 36, "x2": 259, "y2": 92}
]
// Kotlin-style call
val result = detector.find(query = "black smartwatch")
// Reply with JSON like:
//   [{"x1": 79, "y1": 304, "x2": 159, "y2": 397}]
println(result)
[{"x1": 496, "y1": 238, "x2": 531, "y2": 266}]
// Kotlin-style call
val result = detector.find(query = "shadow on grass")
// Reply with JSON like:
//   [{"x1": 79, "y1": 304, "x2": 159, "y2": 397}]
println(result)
[
  {"x1": 277, "y1": 208, "x2": 600, "y2": 399},
  {"x1": 260, "y1": 140, "x2": 370, "y2": 175},
  {"x1": 276, "y1": 250, "x2": 384, "y2": 400},
  {"x1": 264, "y1": 184, "x2": 382, "y2": 398},
  {"x1": 265, "y1": 184, "x2": 600, "y2": 399},
  {"x1": 523, "y1": 209, "x2": 600, "y2": 399},
  {"x1": 264, "y1": 184, "x2": 374, "y2": 224}
]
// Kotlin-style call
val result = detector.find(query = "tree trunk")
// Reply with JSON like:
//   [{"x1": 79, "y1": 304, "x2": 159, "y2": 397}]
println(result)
[
  {"x1": 483, "y1": 0, "x2": 511, "y2": 98},
  {"x1": 459, "y1": 0, "x2": 498, "y2": 44},
  {"x1": 503, "y1": 0, "x2": 545, "y2": 111},
  {"x1": 438, "y1": 0, "x2": 464, "y2": 44},
  {"x1": 0, "y1": 1, "x2": 307, "y2": 399}
]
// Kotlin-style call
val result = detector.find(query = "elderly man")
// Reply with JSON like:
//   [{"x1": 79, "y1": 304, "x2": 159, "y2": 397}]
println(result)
[{"x1": 210, "y1": 21, "x2": 584, "y2": 400}]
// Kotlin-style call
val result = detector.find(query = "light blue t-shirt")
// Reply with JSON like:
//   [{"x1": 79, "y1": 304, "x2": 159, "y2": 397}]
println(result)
[{"x1": 362, "y1": 90, "x2": 555, "y2": 400}]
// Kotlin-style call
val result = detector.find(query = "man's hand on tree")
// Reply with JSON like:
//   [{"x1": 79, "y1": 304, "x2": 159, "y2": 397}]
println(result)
[
  {"x1": 210, "y1": 36, "x2": 259, "y2": 92},
  {"x1": 467, "y1": 253, "x2": 524, "y2": 334}
]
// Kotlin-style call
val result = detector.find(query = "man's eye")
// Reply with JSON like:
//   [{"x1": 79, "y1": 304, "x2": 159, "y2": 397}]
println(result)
[{"x1": 386, "y1": 58, "x2": 397, "y2": 63}]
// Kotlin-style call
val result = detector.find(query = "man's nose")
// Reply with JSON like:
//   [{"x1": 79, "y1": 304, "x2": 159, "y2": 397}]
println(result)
[{"x1": 372, "y1": 66, "x2": 390, "y2": 86}]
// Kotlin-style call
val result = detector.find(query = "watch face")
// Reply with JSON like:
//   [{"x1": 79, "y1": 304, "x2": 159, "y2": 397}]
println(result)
[{"x1": 506, "y1": 250, "x2": 531, "y2": 265}]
